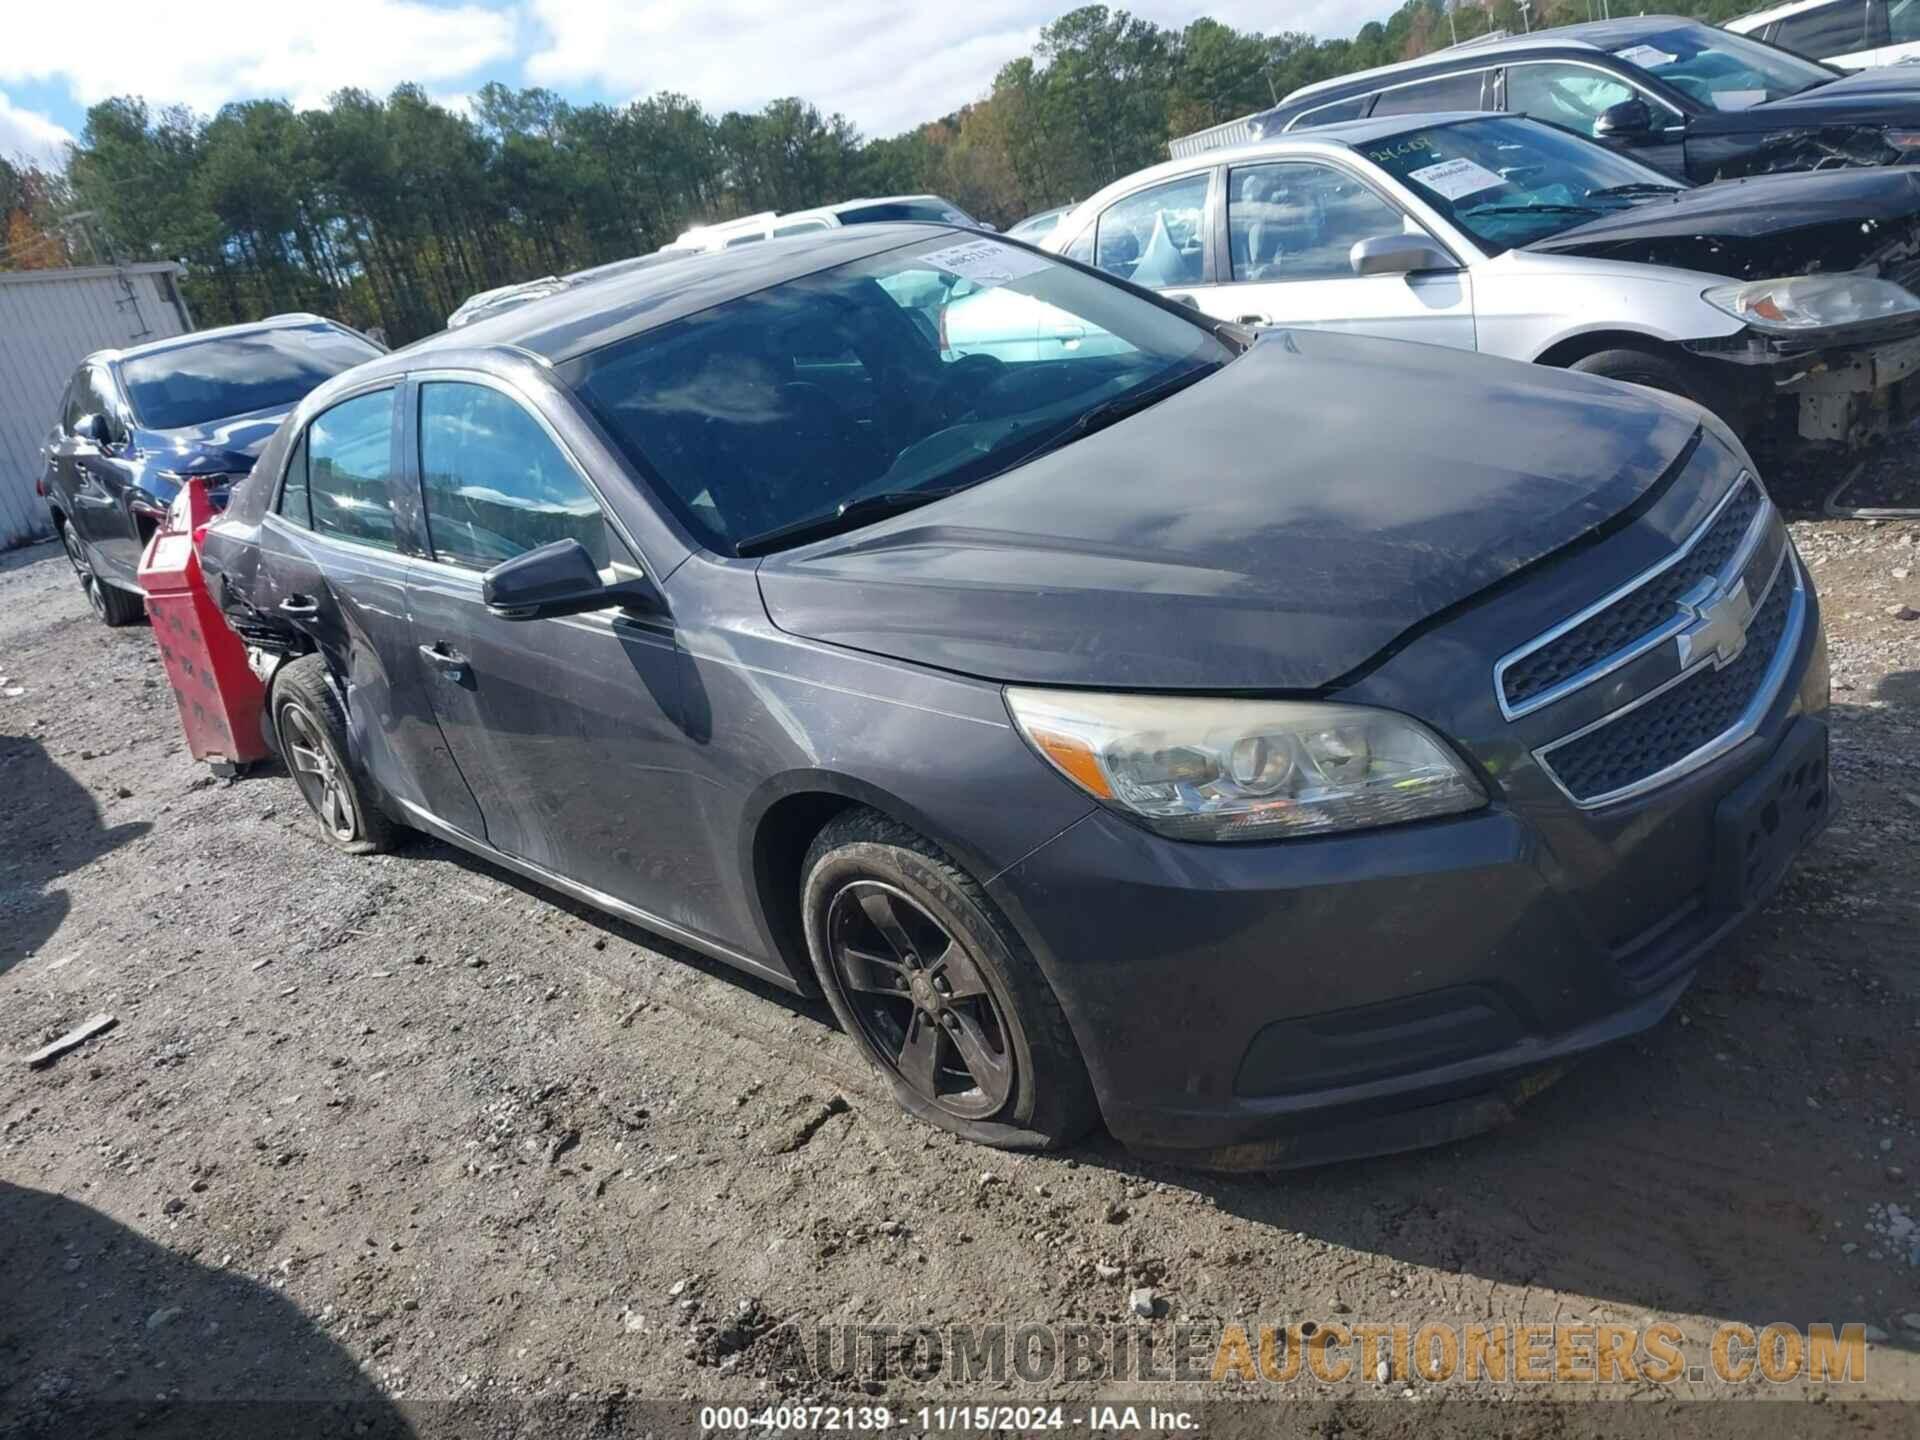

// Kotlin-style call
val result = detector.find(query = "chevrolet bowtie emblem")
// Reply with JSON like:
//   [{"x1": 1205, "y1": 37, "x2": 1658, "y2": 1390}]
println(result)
[{"x1": 1675, "y1": 577, "x2": 1754, "y2": 671}]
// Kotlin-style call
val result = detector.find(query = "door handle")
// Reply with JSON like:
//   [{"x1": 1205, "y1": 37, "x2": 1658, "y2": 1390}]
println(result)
[
  {"x1": 278, "y1": 595, "x2": 319, "y2": 619},
  {"x1": 1236, "y1": 313, "x2": 1271, "y2": 326},
  {"x1": 418, "y1": 642, "x2": 469, "y2": 680}
]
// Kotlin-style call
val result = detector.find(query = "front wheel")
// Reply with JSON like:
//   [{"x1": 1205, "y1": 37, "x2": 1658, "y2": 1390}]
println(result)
[
  {"x1": 1567, "y1": 346, "x2": 1747, "y2": 439},
  {"x1": 801, "y1": 809, "x2": 1098, "y2": 1150}
]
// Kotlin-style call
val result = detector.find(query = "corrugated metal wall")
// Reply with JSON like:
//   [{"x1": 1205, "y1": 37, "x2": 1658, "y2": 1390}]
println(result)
[
  {"x1": 0, "y1": 264, "x2": 193, "y2": 548},
  {"x1": 1167, "y1": 114, "x2": 1259, "y2": 160}
]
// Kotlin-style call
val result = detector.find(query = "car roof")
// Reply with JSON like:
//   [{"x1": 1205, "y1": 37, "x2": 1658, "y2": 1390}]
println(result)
[
  {"x1": 89, "y1": 312, "x2": 345, "y2": 367},
  {"x1": 390, "y1": 222, "x2": 961, "y2": 368},
  {"x1": 1726, "y1": 0, "x2": 1824, "y2": 28},
  {"x1": 1282, "y1": 15, "x2": 1703, "y2": 106}
]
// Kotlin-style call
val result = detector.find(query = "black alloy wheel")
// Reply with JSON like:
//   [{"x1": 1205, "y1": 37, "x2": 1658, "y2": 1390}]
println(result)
[
  {"x1": 61, "y1": 523, "x2": 107, "y2": 620},
  {"x1": 824, "y1": 879, "x2": 1016, "y2": 1120}
]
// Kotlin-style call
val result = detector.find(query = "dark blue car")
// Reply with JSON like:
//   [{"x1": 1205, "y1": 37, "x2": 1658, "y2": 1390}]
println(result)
[
  {"x1": 199, "y1": 227, "x2": 1832, "y2": 1169},
  {"x1": 40, "y1": 314, "x2": 384, "y2": 625}
]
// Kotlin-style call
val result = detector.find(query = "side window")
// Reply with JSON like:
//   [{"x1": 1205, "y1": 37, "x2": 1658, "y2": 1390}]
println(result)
[
  {"x1": 1093, "y1": 173, "x2": 1209, "y2": 287},
  {"x1": 308, "y1": 389, "x2": 400, "y2": 551},
  {"x1": 419, "y1": 381, "x2": 612, "y2": 572},
  {"x1": 278, "y1": 434, "x2": 312, "y2": 527},
  {"x1": 1891, "y1": 0, "x2": 1920, "y2": 41},
  {"x1": 1775, "y1": 0, "x2": 1866, "y2": 55},
  {"x1": 1369, "y1": 70, "x2": 1489, "y2": 117},
  {"x1": 61, "y1": 370, "x2": 89, "y2": 433},
  {"x1": 1292, "y1": 94, "x2": 1373, "y2": 129},
  {"x1": 1227, "y1": 162, "x2": 1410, "y2": 282},
  {"x1": 1061, "y1": 226, "x2": 1094, "y2": 264},
  {"x1": 85, "y1": 369, "x2": 123, "y2": 441},
  {"x1": 1505, "y1": 63, "x2": 1639, "y2": 137}
]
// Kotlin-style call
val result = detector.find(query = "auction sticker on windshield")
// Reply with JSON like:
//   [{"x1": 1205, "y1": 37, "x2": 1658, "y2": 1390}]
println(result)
[
  {"x1": 1408, "y1": 157, "x2": 1507, "y2": 202},
  {"x1": 1615, "y1": 43, "x2": 1679, "y2": 68},
  {"x1": 920, "y1": 239, "x2": 1053, "y2": 289}
]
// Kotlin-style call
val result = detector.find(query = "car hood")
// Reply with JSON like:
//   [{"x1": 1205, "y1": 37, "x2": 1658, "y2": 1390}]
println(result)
[
  {"x1": 755, "y1": 332, "x2": 1702, "y2": 691},
  {"x1": 1527, "y1": 167, "x2": 1920, "y2": 282},
  {"x1": 136, "y1": 403, "x2": 292, "y2": 476},
  {"x1": 1729, "y1": 64, "x2": 1920, "y2": 126}
]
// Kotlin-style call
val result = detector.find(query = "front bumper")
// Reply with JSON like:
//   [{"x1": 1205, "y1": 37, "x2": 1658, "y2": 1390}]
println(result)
[
  {"x1": 1688, "y1": 322, "x2": 1920, "y2": 445},
  {"x1": 987, "y1": 574, "x2": 1830, "y2": 1167}
]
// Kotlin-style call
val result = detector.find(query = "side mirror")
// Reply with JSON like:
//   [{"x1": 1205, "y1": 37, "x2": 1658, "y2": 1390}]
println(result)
[
  {"x1": 77, "y1": 412, "x2": 116, "y2": 449},
  {"x1": 481, "y1": 538, "x2": 660, "y2": 621},
  {"x1": 1595, "y1": 99, "x2": 1655, "y2": 141},
  {"x1": 1349, "y1": 233, "x2": 1455, "y2": 277}
]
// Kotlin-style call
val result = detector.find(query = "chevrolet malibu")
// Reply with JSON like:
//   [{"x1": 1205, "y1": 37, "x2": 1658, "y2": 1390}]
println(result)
[{"x1": 201, "y1": 226, "x2": 1832, "y2": 1168}]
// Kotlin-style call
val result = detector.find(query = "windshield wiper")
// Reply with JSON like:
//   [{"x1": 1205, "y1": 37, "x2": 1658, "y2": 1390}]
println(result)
[
  {"x1": 1459, "y1": 202, "x2": 1603, "y2": 218},
  {"x1": 734, "y1": 487, "x2": 965, "y2": 557},
  {"x1": 1585, "y1": 182, "x2": 1685, "y2": 199},
  {"x1": 1002, "y1": 364, "x2": 1218, "y2": 472}
]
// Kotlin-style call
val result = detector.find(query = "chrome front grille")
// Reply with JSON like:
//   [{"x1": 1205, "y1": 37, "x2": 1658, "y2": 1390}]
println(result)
[
  {"x1": 1497, "y1": 473, "x2": 1807, "y2": 810},
  {"x1": 1497, "y1": 478, "x2": 1764, "y2": 719}
]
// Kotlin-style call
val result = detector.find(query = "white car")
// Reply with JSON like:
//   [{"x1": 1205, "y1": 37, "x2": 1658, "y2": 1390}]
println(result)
[
  {"x1": 1728, "y1": 0, "x2": 1920, "y2": 71},
  {"x1": 669, "y1": 195, "x2": 984, "y2": 253},
  {"x1": 1043, "y1": 111, "x2": 1920, "y2": 446}
]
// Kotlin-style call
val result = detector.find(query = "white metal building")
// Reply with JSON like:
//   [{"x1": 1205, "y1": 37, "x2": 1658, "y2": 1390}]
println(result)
[{"x1": 0, "y1": 263, "x2": 193, "y2": 548}]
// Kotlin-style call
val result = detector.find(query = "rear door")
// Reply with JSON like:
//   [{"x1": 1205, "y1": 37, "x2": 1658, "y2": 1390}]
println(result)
[
  {"x1": 256, "y1": 384, "x2": 483, "y2": 834},
  {"x1": 63, "y1": 365, "x2": 139, "y2": 582},
  {"x1": 1187, "y1": 158, "x2": 1476, "y2": 351},
  {"x1": 400, "y1": 374, "x2": 701, "y2": 923}
]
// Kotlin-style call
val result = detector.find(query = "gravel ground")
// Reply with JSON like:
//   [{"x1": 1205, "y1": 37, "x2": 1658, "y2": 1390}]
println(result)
[{"x1": 2, "y1": 471, "x2": 1918, "y2": 1436}]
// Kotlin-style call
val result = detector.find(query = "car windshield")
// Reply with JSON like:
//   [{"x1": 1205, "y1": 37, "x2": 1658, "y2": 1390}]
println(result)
[
  {"x1": 562, "y1": 234, "x2": 1231, "y2": 555},
  {"x1": 1612, "y1": 25, "x2": 1834, "y2": 109},
  {"x1": 1361, "y1": 117, "x2": 1687, "y2": 255},
  {"x1": 121, "y1": 324, "x2": 383, "y2": 430}
]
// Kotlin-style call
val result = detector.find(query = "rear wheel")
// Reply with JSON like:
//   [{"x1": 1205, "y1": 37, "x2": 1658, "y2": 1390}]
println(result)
[
  {"x1": 271, "y1": 655, "x2": 395, "y2": 855},
  {"x1": 60, "y1": 521, "x2": 143, "y2": 627},
  {"x1": 1567, "y1": 346, "x2": 1746, "y2": 438},
  {"x1": 802, "y1": 809, "x2": 1098, "y2": 1150}
]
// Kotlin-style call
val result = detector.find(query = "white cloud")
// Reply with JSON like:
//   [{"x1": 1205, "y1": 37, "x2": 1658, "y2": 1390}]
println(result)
[
  {"x1": 528, "y1": 0, "x2": 1379, "y2": 139},
  {"x1": 0, "y1": 0, "x2": 516, "y2": 116},
  {"x1": 0, "y1": 89, "x2": 74, "y2": 168}
]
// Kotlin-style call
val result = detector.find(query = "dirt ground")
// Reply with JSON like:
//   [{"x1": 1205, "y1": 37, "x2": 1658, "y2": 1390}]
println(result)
[{"x1": 2, "y1": 453, "x2": 1918, "y2": 1438}]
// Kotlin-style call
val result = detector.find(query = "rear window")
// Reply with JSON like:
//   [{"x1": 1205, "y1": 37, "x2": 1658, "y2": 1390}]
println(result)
[{"x1": 121, "y1": 324, "x2": 382, "y2": 431}]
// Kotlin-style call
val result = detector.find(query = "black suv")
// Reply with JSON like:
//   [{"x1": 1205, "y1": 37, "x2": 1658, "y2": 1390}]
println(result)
[
  {"x1": 1249, "y1": 15, "x2": 1920, "y2": 183},
  {"x1": 40, "y1": 315, "x2": 383, "y2": 625}
]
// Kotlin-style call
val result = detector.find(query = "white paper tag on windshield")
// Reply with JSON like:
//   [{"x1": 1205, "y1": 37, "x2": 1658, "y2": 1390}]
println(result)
[
  {"x1": 1615, "y1": 44, "x2": 1678, "y2": 68},
  {"x1": 1711, "y1": 89, "x2": 1767, "y2": 111},
  {"x1": 1408, "y1": 157, "x2": 1508, "y2": 202},
  {"x1": 919, "y1": 239, "x2": 1053, "y2": 288}
]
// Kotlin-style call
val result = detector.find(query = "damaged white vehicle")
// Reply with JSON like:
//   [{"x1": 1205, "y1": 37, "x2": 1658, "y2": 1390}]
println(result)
[{"x1": 1040, "y1": 112, "x2": 1920, "y2": 447}]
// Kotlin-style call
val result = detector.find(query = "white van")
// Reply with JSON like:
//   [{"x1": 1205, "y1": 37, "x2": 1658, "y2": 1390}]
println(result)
[{"x1": 1728, "y1": 0, "x2": 1920, "y2": 70}]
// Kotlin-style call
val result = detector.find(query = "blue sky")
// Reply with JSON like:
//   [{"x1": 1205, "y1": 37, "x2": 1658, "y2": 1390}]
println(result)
[{"x1": 0, "y1": 0, "x2": 1371, "y2": 168}]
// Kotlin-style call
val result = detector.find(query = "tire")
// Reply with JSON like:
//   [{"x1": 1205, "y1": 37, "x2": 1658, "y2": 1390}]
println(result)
[
  {"x1": 1567, "y1": 346, "x2": 1746, "y2": 438},
  {"x1": 270, "y1": 654, "x2": 396, "y2": 855},
  {"x1": 801, "y1": 808, "x2": 1098, "y2": 1150},
  {"x1": 59, "y1": 520, "x2": 144, "y2": 627}
]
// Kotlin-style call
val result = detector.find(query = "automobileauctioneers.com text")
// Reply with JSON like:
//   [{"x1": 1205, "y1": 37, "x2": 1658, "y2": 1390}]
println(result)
[{"x1": 771, "y1": 1317, "x2": 1870, "y2": 1389}]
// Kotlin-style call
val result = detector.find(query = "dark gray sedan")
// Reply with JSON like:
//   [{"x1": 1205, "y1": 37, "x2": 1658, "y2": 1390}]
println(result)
[{"x1": 202, "y1": 224, "x2": 1831, "y2": 1168}]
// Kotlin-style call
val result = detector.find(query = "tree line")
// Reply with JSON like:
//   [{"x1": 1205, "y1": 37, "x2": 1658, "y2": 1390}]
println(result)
[{"x1": 2, "y1": 0, "x2": 1761, "y2": 344}]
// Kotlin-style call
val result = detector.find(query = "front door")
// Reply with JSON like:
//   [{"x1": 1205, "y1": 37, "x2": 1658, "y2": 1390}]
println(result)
[
  {"x1": 400, "y1": 376, "x2": 705, "y2": 927},
  {"x1": 1188, "y1": 159, "x2": 1477, "y2": 351},
  {"x1": 259, "y1": 385, "x2": 483, "y2": 836},
  {"x1": 1502, "y1": 60, "x2": 1690, "y2": 182}
]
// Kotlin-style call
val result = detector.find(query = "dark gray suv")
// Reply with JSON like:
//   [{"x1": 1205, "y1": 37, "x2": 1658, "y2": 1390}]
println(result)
[{"x1": 201, "y1": 225, "x2": 1832, "y2": 1168}]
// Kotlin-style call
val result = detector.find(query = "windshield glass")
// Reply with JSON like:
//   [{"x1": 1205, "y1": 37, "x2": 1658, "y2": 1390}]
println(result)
[
  {"x1": 121, "y1": 324, "x2": 382, "y2": 430},
  {"x1": 1361, "y1": 117, "x2": 1685, "y2": 255},
  {"x1": 562, "y1": 235, "x2": 1230, "y2": 555},
  {"x1": 1612, "y1": 25, "x2": 1833, "y2": 109}
]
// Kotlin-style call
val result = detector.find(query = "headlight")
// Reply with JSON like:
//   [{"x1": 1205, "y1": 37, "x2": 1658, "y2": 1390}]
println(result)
[
  {"x1": 1006, "y1": 689, "x2": 1486, "y2": 842},
  {"x1": 1703, "y1": 274, "x2": 1920, "y2": 332}
]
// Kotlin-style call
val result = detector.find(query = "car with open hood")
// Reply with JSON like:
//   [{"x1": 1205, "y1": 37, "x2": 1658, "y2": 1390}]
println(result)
[
  {"x1": 38, "y1": 314, "x2": 384, "y2": 626},
  {"x1": 1245, "y1": 15, "x2": 1920, "y2": 184},
  {"x1": 199, "y1": 225, "x2": 1830, "y2": 1168},
  {"x1": 1037, "y1": 112, "x2": 1920, "y2": 448}
]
